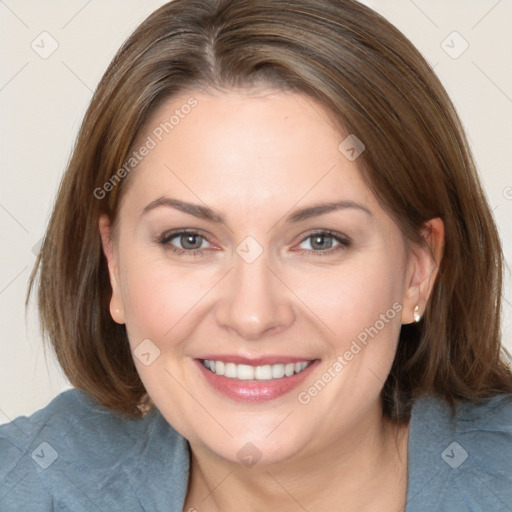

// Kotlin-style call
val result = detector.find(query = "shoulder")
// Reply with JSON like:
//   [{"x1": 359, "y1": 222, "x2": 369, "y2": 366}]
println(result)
[
  {"x1": 407, "y1": 393, "x2": 512, "y2": 512},
  {"x1": 0, "y1": 389, "x2": 190, "y2": 511}
]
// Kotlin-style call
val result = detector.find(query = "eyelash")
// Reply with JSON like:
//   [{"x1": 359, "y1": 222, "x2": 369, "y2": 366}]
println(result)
[{"x1": 158, "y1": 229, "x2": 351, "y2": 257}]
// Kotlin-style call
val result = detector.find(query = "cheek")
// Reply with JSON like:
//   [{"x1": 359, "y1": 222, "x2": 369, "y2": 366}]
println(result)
[
  {"x1": 296, "y1": 252, "x2": 406, "y2": 397},
  {"x1": 119, "y1": 252, "x2": 219, "y2": 347},
  {"x1": 295, "y1": 253, "x2": 404, "y2": 344},
  {"x1": 122, "y1": 269, "x2": 170, "y2": 343}
]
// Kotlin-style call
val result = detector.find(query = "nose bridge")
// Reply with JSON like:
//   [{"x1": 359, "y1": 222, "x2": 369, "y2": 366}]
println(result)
[{"x1": 215, "y1": 243, "x2": 294, "y2": 339}]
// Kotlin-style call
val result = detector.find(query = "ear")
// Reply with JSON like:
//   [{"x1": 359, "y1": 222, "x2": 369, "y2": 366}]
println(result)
[
  {"x1": 401, "y1": 217, "x2": 444, "y2": 324},
  {"x1": 99, "y1": 214, "x2": 125, "y2": 324}
]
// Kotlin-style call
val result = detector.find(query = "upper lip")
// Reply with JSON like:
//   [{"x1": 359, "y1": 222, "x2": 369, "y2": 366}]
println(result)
[{"x1": 197, "y1": 354, "x2": 318, "y2": 365}]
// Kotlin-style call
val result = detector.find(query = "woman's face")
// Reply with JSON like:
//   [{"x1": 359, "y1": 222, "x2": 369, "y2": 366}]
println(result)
[{"x1": 101, "y1": 89, "x2": 432, "y2": 465}]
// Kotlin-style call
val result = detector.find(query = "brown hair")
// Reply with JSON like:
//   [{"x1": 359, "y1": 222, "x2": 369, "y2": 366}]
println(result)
[{"x1": 28, "y1": 0, "x2": 512, "y2": 420}]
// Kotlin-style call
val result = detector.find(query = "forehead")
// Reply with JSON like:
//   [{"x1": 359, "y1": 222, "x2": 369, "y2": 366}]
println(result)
[{"x1": 121, "y1": 89, "x2": 377, "y2": 219}]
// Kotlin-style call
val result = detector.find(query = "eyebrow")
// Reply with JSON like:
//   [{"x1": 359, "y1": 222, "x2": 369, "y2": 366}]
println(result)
[{"x1": 140, "y1": 197, "x2": 372, "y2": 224}]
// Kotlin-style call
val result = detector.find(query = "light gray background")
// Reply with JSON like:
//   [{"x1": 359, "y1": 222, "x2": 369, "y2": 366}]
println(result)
[{"x1": 1, "y1": 0, "x2": 511, "y2": 424}]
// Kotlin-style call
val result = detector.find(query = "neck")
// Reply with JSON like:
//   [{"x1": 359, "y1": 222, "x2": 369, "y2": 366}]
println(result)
[{"x1": 184, "y1": 402, "x2": 411, "y2": 512}]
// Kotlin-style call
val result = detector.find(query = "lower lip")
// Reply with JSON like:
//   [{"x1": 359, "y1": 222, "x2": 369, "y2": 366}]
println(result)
[{"x1": 195, "y1": 359, "x2": 319, "y2": 402}]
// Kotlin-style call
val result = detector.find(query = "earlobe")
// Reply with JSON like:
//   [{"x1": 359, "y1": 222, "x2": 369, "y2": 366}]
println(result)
[
  {"x1": 99, "y1": 214, "x2": 125, "y2": 324},
  {"x1": 401, "y1": 217, "x2": 444, "y2": 325}
]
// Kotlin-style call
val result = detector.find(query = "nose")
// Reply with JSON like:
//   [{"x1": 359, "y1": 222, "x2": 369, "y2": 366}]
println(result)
[{"x1": 215, "y1": 252, "x2": 295, "y2": 341}]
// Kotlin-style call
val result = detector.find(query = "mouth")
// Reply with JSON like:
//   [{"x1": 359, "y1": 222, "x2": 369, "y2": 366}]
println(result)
[{"x1": 195, "y1": 356, "x2": 319, "y2": 402}]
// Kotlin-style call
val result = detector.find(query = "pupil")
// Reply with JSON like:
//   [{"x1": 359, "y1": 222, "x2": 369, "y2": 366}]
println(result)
[
  {"x1": 312, "y1": 235, "x2": 332, "y2": 250},
  {"x1": 182, "y1": 234, "x2": 201, "y2": 249}
]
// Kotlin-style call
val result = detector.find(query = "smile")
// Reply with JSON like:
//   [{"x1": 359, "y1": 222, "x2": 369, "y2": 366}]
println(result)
[{"x1": 202, "y1": 359, "x2": 312, "y2": 380}]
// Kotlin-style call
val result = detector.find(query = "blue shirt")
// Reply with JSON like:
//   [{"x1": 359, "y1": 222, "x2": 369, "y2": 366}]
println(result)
[{"x1": 1, "y1": 389, "x2": 511, "y2": 511}]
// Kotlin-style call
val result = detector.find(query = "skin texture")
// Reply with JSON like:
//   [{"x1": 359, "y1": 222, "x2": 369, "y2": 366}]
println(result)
[{"x1": 100, "y1": 89, "x2": 443, "y2": 511}]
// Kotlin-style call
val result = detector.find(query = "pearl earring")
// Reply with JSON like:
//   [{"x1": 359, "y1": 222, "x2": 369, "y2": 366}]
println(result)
[{"x1": 413, "y1": 305, "x2": 421, "y2": 323}]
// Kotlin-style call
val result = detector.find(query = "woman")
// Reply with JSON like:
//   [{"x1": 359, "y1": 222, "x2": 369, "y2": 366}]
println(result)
[{"x1": 1, "y1": 0, "x2": 511, "y2": 510}]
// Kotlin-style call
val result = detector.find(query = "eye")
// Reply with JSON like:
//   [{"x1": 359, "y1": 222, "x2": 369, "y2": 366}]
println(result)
[
  {"x1": 296, "y1": 231, "x2": 350, "y2": 254},
  {"x1": 157, "y1": 229, "x2": 350, "y2": 257},
  {"x1": 159, "y1": 230, "x2": 212, "y2": 255}
]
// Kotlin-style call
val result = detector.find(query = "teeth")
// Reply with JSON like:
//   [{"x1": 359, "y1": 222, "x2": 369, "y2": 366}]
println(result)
[
  {"x1": 215, "y1": 361, "x2": 225, "y2": 376},
  {"x1": 272, "y1": 364, "x2": 285, "y2": 379},
  {"x1": 237, "y1": 364, "x2": 254, "y2": 380},
  {"x1": 202, "y1": 359, "x2": 312, "y2": 380},
  {"x1": 255, "y1": 365, "x2": 272, "y2": 380},
  {"x1": 225, "y1": 362, "x2": 237, "y2": 378},
  {"x1": 284, "y1": 363, "x2": 295, "y2": 377}
]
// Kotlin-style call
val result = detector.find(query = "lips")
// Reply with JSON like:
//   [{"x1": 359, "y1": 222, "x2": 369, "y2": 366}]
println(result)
[{"x1": 195, "y1": 356, "x2": 319, "y2": 402}]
